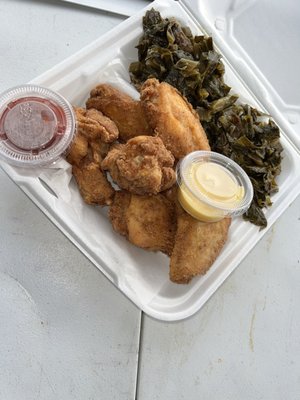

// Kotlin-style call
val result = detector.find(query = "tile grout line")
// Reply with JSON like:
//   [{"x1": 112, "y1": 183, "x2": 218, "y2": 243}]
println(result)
[{"x1": 134, "y1": 311, "x2": 144, "y2": 400}]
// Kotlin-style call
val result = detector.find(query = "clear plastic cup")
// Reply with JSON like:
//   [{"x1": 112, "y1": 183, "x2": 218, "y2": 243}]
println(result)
[
  {"x1": 176, "y1": 151, "x2": 253, "y2": 222},
  {"x1": 0, "y1": 84, "x2": 76, "y2": 167}
]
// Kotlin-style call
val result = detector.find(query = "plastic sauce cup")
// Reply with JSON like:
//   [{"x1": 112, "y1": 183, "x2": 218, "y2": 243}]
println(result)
[
  {"x1": 0, "y1": 84, "x2": 76, "y2": 167},
  {"x1": 176, "y1": 151, "x2": 253, "y2": 222}
]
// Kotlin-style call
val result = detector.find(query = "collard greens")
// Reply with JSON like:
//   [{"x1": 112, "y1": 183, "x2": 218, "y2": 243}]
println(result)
[{"x1": 129, "y1": 8, "x2": 283, "y2": 228}]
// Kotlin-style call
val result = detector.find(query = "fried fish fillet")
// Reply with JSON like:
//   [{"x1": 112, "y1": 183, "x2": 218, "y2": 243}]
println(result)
[
  {"x1": 170, "y1": 207, "x2": 231, "y2": 283},
  {"x1": 109, "y1": 191, "x2": 176, "y2": 256},
  {"x1": 102, "y1": 136, "x2": 176, "y2": 195},
  {"x1": 140, "y1": 78, "x2": 211, "y2": 159},
  {"x1": 86, "y1": 84, "x2": 153, "y2": 142}
]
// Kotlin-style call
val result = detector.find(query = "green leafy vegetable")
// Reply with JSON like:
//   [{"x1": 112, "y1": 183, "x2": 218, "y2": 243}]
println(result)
[
  {"x1": 129, "y1": 8, "x2": 283, "y2": 228},
  {"x1": 204, "y1": 104, "x2": 282, "y2": 228}
]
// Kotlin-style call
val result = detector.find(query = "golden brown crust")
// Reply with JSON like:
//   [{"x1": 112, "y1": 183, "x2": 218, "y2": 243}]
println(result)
[
  {"x1": 89, "y1": 140, "x2": 111, "y2": 165},
  {"x1": 72, "y1": 161, "x2": 115, "y2": 206},
  {"x1": 86, "y1": 84, "x2": 153, "y2": 142},
  {"x1": 102, "y1": 136, "x2": 176, "y2": 195},
  {"x1": 140, "y1": 78, "x2": 211, "y2": 159},
  {"x1": 66, "y1": 133, "x2": 89, "y2": 166},
  {"x1": 169, "y1": 213, "x2": 231, "y2": 284},
  {"x1": 109, "y1": 190, "x2": 131, "y2": 237},
  {"x1": 67, "y1": 106, "x2": 117, "y2": 206},
  {"x1": 74, "y1": 106, "x2": 119, "y2": 143},
  {"x1": 109, "y1": 191, "x2": 177, "y2": 256}
]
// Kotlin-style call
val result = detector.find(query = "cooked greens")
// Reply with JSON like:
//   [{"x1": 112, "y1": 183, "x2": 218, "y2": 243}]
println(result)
[
  {"x1": 130, "y1": 9, "x2": 231, "y2": 109},
  {"x1": 205, "y1": 104, "x2": 282, "y2": 228},
  {"x1": 129, "y1": 8, "x2": 283, "y2": 228}
]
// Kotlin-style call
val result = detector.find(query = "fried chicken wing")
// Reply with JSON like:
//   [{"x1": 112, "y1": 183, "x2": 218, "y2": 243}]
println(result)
[
  {"x1": 67, "y1": 107, "x2": 116, "y2": 205},
  {"x1": 140, "y1": 78, "x2": 211, "y2": 159},
  {"x1": 66, "y1": 133, "x2": 89, "y2": 166},
  {"x1": 89, "y1": 140, "x2": 111, "y2": 165},
  {"x1": 109, "y1": 191, "x2": 176, "y2": 256},
  {"x1": 102, "y1": 136, "x2": 176, "y2": 195},
  {"x1": 75, "y1": 106, "x2": 119, "y2": 143},
  {"x1": 86, "y1": 84, "x2": 153, "y2": 142},
  {"x1": 72, "y1": 160, "x2": 115, "y2": 206},
  {"x1": 109, "y1": 190, "x2": 131, "y2": 236},
  {"x1": 170, "y1": 206, "x2": 231, "y2": 283},
  {"x1": 67, "y1": 107, "x2": 117, "y2": 166}
]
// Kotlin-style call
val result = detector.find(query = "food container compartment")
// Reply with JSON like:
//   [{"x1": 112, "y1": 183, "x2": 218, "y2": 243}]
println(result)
[
  {"x1": 190, "y1": 0, "x2": 300, "y2": 152},
  {"x1": 1, "y1": 0, "x2": 300, "y2": 321}
]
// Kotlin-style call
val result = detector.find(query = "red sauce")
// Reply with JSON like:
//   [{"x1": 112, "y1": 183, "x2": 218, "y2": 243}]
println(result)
[{"x1": 0, "y1": 96, "x2": 67, "y2": 153}]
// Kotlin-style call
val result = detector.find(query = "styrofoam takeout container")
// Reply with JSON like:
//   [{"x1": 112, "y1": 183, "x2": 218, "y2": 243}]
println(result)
[{"x1": 1, "y1": 0, "x2": 300, "y2": 321}]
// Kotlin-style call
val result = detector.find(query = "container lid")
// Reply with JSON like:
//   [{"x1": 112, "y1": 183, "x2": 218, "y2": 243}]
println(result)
[
  {"x1": 0, "y1": 84, "x2": 76, "y2": 167},
  {"x1": 181, "y1": 0, "x2": 300, "y2": 151},
  {"x1": 60, "y1": 0, "x2": 151, "y2": 17}
]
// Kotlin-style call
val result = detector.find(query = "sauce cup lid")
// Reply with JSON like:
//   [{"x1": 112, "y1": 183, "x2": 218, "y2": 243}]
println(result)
[{"x1": 0, "y1": 84, "x2": 76, "y2": 167}]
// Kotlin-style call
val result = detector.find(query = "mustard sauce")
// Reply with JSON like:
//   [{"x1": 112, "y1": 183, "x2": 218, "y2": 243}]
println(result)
[{"x1": 178, "y1": 161, "x2": 245, "y2": 222}]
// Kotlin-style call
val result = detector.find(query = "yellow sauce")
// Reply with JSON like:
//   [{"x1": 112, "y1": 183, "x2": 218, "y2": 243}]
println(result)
[{"x1": 178, "y1": 161, "x2": 245, "y2": 222}]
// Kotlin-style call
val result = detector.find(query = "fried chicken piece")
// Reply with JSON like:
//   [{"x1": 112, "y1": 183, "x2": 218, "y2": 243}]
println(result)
[
  {"x1": 89, "y1": 140, "x2": 111, "y2": 165},
  {"x1": 66, "y1": 107, "x2": 116, "y2": 205},
  {"x1": 170, "y1": 205, "x2": 231, "y2": 283},
  {"x1": 109, "y1": 191, "x2": 131, "y2": 236},
  {"x1": 67, "y1": 132, "x2": 114, "y2": 205},
  {"x1": 109, "y1": 191, "x2": 176, "y2": 256},
  {"x1": 72, "y1": 159, "x2": 115, "y2": 206},
  {"x1": 67, "y1": 107, "x2": 117, "y2": 166},
  {"x1": 86, "y1": 84, "x2": 153, "y2": 142},
  {"x1": 140, "y1": 78, "x2": 211, "y2": 159},
  {"x1": 102, "y1": 136, "x2": 176, "y2": 195},
  {"x1": 75, "y1": 106, "x2": 119, "y2": 143},
  {"x1": 66, "y1": 133, "x2": 89, "y2": 166}
]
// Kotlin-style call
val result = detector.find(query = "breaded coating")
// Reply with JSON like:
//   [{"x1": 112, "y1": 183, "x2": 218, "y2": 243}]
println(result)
[
  {"x1": 72, "y1": 160, "x2": 115, "y2": 206},
  {"x1": 75, "y1": 106, "x2": 119, "y2": 143},
  {"x1": 109, "y1": 191, "x2": 176, "y2": 256},
  {"x1": 89, "y1": 140, "x2": 111, "y2": 165},
  {"x1": 86, "y1": 84, "x2": 153, "y2": 142},
  {"x1": 67, "y1": 107, "x2": 117, "y2": 166},
  {"x1": 67, "y1": 107, "x2": 116, "y2": 205},
  {"x1": 140, "y1": 78, "x2": 211, "y2": 159},
  {"x1": 109, "y1": 191, "x2": 131, "y2": 236},
  {"x1": 66, "y1": 133, "x2": 89, "y2": 166},
  {"x1": 170, "y1": 208, "x2": 231, "y2": 283},
  {"x1": 102, "y1": 136, "x2": 176, "y2": 195}
]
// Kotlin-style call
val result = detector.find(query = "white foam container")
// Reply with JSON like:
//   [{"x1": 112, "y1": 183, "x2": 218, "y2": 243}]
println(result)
[
  {"x1": 60, "y1": 0, "x2": 151, "y2": 17},
  {"x1": 1, "y1": 0, "x2": 300, "y2": 321}
]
